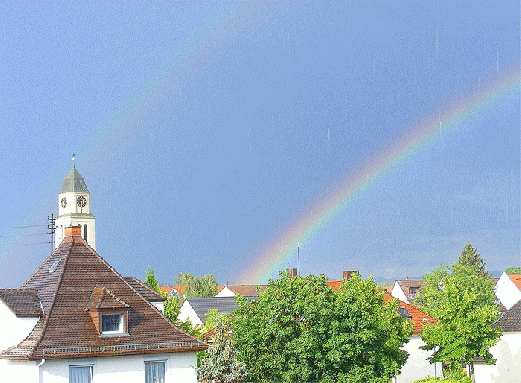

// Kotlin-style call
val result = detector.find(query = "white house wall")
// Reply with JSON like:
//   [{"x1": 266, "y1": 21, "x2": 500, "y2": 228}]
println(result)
[
  {"x1": 215, "y1": 287, "x2": 235, "y2": 297},
  {"x1": 0, "y1": 301, "x2": 39, "y2": 352},
  {"x1": 475, "y1": 332, "x2": 521, "y2": 383},
  {"x1": 178, "y1": 301, "x2": 203, "y2": 327},
  {"x1": 0, "y1": 359, "x2": 39, "y2": 382},
  {"x1": 495, "y1": 273, "x2": 521, "y2": 310},
  {"x1": 391, "y1": 282, "x2": 409, "y2": 304},
  {"x1": 394, "y1": 336, "x2": 442, "y2": 383},
  {"x1": 38, "y1": 352, "x2": 198, "y2": 383}
]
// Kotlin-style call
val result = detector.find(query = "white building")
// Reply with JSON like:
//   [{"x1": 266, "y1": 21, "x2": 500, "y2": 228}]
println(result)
[
  {"x1": 494, "y1": 272, "x2": 521, "y2": 310},
  {"x1": 0, "y1": 165, "x2": 206, "y2": 382},
  {"x1": 474, "y1": 300, "x2": 521, "y2": 382}
]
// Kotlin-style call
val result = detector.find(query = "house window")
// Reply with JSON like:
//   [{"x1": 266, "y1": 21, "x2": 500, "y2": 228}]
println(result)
[
  {"x1": 84, "y1": 224, "x2": 88, "y2": 241},
  {"x1": 145, "y1": 361, "x2": 166, "y2": 383},
  {"x1": 409, "y1": 287, "x2": 419, "y2": 299},
  {"x1": 101, "y1": 314, "x2": 123, "y2": 333},
  {"x1": 69, "y1": 365, "x2": 92, "y2": 383}
]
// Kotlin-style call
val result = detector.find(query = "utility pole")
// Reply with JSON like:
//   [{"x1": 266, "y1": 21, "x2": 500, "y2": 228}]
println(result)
[{"x1": 47, "y1": 213, "x2": 56, "y2": 252}]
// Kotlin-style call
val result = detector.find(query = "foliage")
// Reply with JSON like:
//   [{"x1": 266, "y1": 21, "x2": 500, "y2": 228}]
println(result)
[
  {"x1": 143, "y1": 267, "x2": 203, "y2": 338},
  {"x1": 504, "y1": 266, "x2": 521, "y2": 274},
  {"x1": 230, "y1": 271, "x2": 412, "y2": 383},
  {"x1": 198, "y1": 313, "x2": 248, "y2": 383},
  {"x1": 174, "y1": 272, "x2": 218, "y2": 298},
  {"x1": 413, "y1": 377, "x2": 471, "y2": 383},
  {"x1": 418, "y1": 245, "x2": 501, "y2": 377},
  {"x1": 144, "y1": 266, "x2": 160, "y2": 292},
  {"x1": 458, "y1": 242, "x2": 489, "y2": 278}
]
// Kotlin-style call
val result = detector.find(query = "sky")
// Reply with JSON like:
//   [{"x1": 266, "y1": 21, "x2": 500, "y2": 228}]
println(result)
[{"x1": 0, "y1": 1, "x2": 519, "y2": 288}]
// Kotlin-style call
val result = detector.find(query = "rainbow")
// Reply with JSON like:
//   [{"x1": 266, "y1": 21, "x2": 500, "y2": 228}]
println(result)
[{"x1": 241, "y1": 66, "x2": 520, "y2": 285}]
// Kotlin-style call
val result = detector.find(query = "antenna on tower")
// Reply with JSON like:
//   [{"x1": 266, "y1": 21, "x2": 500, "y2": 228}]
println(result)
[{"x1": 47, "y1": 213, "x2": 56, "y2": 251}]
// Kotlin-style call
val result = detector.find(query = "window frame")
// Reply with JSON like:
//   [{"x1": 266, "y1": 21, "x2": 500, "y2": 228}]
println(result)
[
  {"x1": 144, "y1": 359, "x2": 167, "y2": 383},
  {"x1": 99, "y1": 310, "x2": 128, "y2": 336},
  {"x1": 69, "y1": 363, "x2": 94, "y2": 383}
]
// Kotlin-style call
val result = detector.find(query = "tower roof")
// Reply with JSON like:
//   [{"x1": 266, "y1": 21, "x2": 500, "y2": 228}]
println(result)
[{"x1": 60, "y1": 166, "x2": 89, "y2": 193}]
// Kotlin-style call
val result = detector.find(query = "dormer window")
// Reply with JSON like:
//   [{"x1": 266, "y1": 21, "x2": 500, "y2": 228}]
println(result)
[
  {"x1": 86, "y1": 287, "x2": 129, "y2": 336},
  {"x1": 102, "y1": 313, "x2": 123, "y2": 333}
]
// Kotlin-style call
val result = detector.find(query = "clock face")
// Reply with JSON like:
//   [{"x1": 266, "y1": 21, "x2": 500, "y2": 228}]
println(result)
[
  {"x1": 61, "y1": 197, "x2": 67, "y2": 208},
  {"x1": 77, "y1": 195, "x2": 87, "y2": 208}
]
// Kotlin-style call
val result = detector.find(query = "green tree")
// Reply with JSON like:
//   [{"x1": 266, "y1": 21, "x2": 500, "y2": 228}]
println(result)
[
  {"x1": 504, "y1": 266, "x2": 521, "y2": 274},
  {"x1": 230, "y1": 271, "x2": 411, "y2": 383},
  {"x1": 174, "y1": 272, "x2": 218, "y2": 298},
  {"x1": 143, "y1": 267, "x2": 202, "y2": 338},
  {"x1": 144, "y1": 266, "x2": 160, "y2": 292},
  {"x1": 197, "y1": 312, "x2": 248, "y2": 383},
  {"x1": 458, "y1": 242, "x2": 489, "y2": 278},
  {"x1": 418, "y1": 249, "x2": 501, "y2": 379}
]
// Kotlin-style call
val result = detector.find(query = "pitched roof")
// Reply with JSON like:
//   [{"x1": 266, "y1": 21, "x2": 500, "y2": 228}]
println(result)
[
  {"x1": 86, "y1": 287, "x2": 129, "y2": 310},
  {"x1": 222, "y1": 285, "x2": 267, "y2": 297},
  {"x1": 0, "y1": 289, "x2": 42, "y2": 317},
  {"x1": 60, "y1": 166, "x2": 89, "y2": 193},
  {"x1": 383, "y1": 292, "x2": 436, "y2": 334},
  {"x1": 2, "y1": 235, "x2": 206, "y2": 360},
  {"x1": 493, "y1": 299, "x2": 521, "y2": 332},
  {"x1": 507, "y1": 274, "x2": 521, "y2": 290},
  {"x1": 185, "y1": 297, "x2": 242, "y2": 325},
  {"x1": 124, "y1": 277, "x2": 165, "y2": 302}
]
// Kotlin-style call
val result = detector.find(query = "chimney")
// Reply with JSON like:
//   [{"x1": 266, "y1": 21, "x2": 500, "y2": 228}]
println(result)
[
  {"x1": 64, "y1": 225, "x2": 82, "y2": 237},
  {"x1": 343, "y1": 270, "x2": 358, "y2": 280},
  {"x1": 289, "y1": 268, "x2": 298, "y2": 278}
]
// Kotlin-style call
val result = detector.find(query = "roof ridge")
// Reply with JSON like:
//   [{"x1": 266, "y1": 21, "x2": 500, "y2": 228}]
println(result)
[{"x1": 29, "y1": 242, "x2": 74, "y2": 359}]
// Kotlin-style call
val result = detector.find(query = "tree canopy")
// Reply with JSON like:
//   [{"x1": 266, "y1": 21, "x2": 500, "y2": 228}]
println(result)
[
  {"x1": 458, "y1": 242, "x2": 489, "y2": 278},
  {"x1": 230, "y1": 272, "x2": 411, "y2": 383},
  {"x1": 198, "y1": 311, "x2": 248, "y2": 383},
  {"x1": 504, "y1": 266, "x2": 521, "y2": 274},
  {"x1": 174, "y1": 272, "x2": 218, "y2": 298},
  {"x1": 418, "y1": 244, "x2": 500, "y2": 377}
]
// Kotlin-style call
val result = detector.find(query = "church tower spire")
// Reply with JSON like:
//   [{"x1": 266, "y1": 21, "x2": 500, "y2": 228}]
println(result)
[{"x1": 55, "y1": 155, "x2": 96, "y2": 249}]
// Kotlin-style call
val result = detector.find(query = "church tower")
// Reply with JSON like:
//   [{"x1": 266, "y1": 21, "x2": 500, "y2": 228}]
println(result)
[{"x1": 55, "y1": 158, "x2": 96, "y2": 249}]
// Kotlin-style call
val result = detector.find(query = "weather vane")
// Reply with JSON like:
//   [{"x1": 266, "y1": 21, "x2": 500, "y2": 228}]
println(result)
[{"x1": 72, "y1": 153, "x2": 76, "y2": 167}]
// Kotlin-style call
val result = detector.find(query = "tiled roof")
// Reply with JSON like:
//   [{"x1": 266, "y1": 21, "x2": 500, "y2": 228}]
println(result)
[
  {"x1": 508, "y1": 274, "x2": 521, "y2": 290},
  {"x1": 185, "y1": 297, "x2": 245, "y2": 325},
  {"x1": 124, "y1": 277, "x2": 165, "y2": 302},
  {"x1": 223, "y1": 285, "x2": 267, "y2": 297},
  {"x1": 86, "y1": 287, "x2": 129, "y2": 310},
  {"x1": 2, "y1": 235, "x2": 206, "y2": 360},
  {"x1": 0, "y1": 289, "x2": 41, "y2": 317},
  {"x1": 383, "y1": 292, "x2": 436, "y2": 333},
  {"x1": 493, "y1": 299, "x2": 521, "y2": 332}
]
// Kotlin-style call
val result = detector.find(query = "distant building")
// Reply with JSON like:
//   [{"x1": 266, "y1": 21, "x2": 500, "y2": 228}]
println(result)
[{"x1": 391, "y1": 279, "x2": 424, "y2": 304}]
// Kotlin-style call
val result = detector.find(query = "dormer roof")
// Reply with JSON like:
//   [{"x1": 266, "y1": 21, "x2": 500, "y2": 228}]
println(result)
[
  {"x1": 86, "y1": 287, "x2": 129, "y2": 311},
  {"x1": 60, "y1": 167, "x2": 89, "y2": 193}
]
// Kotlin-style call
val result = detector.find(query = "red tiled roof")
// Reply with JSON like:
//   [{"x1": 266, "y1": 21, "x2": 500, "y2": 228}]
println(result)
[
  {"x1": 124, "y1": 277, "x2": 165, "y2": 302},
  {"x1": 508, "y1": 274, "x2": 521, "y2": 290},
  {"x1": 383, "y1": 292, "x2": 436, "y2": 333},
  {"x1": 224, "y1": 285, "x2": 267, "y2": 297},
  {"x1": 2, "y1": 235, "x2": 206, "y2": 360}
]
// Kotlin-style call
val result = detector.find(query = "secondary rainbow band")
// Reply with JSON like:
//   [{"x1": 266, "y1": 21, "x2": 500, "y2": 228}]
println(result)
[{"x1": 241, "y1": 66, "x2": 520, "y2": 285}]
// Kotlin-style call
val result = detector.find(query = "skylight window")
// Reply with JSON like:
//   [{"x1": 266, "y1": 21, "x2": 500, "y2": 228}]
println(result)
[{"x1": 49, "y1": 260, "x2": 59, "y2": 273}]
